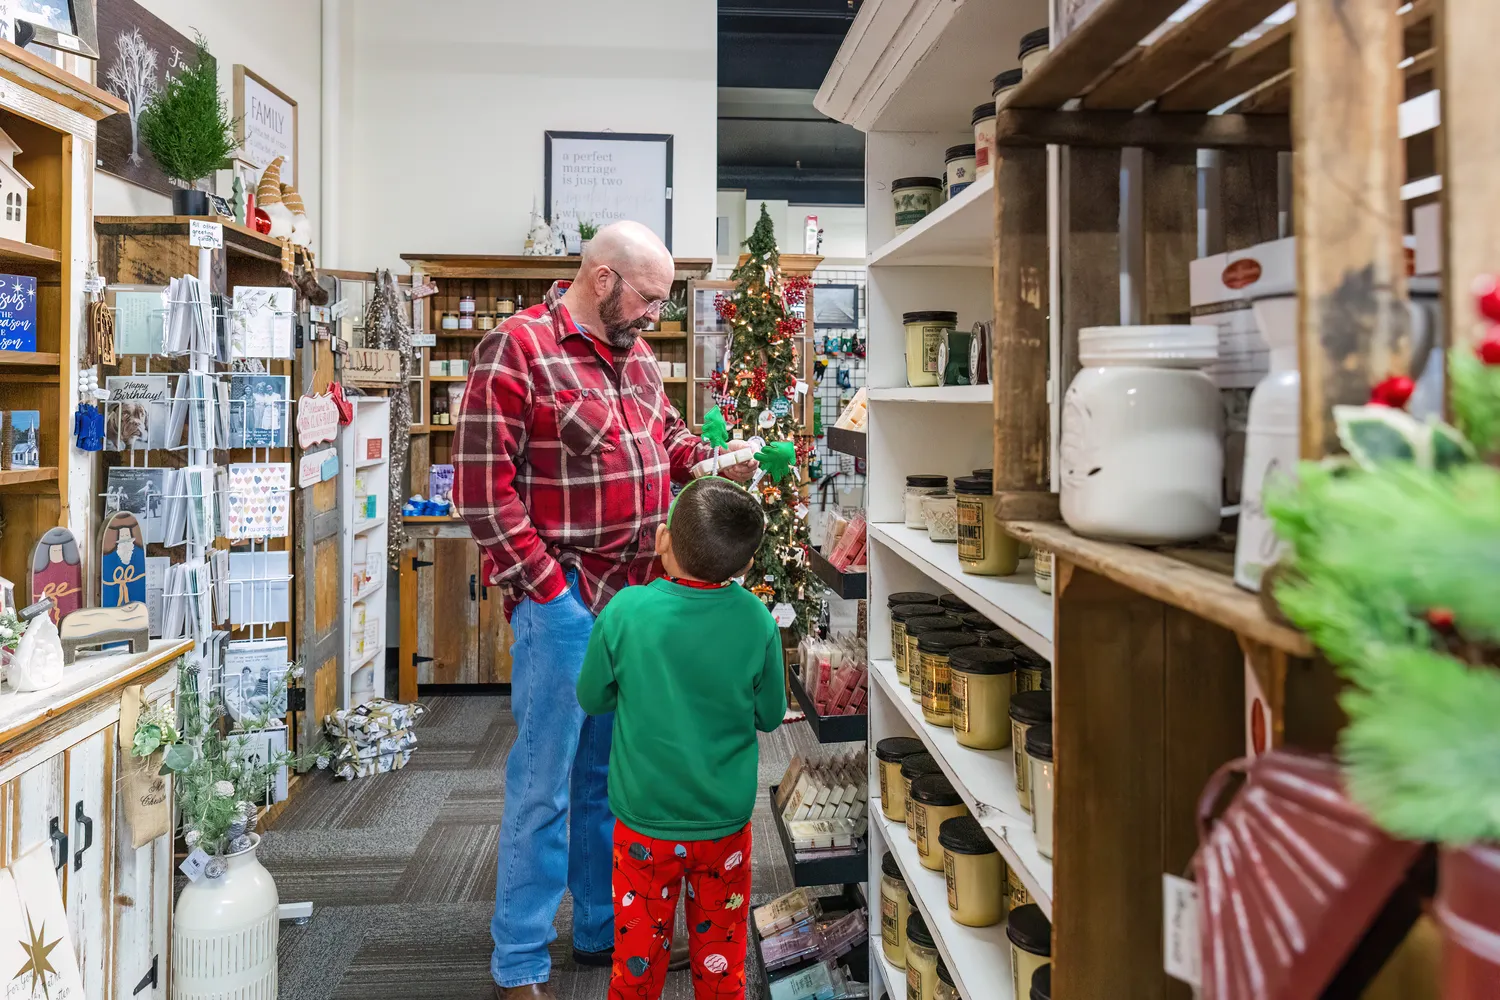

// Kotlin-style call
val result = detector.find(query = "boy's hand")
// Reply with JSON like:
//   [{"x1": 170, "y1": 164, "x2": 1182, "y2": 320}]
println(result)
[{"x1": 719, "y1": 439, "x2": 759, "y2": 483}]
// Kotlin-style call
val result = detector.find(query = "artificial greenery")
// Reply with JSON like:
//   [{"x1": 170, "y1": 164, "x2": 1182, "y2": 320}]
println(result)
[
  {"x1": 137, "y1": 34, "x2": 238, "y2": 185},
  {"x1": 577, "y1": 217, "x2": 599, "y2": 241},
  {"x1": 0, "y1": 608, "x2": 24, "y2": 654},
  {"x1": 659, "y1": 288, "x2": 688, "y2": 324},
  {"x1": 1266, "y1": 345, "x2": 1500, "y2": 845}
]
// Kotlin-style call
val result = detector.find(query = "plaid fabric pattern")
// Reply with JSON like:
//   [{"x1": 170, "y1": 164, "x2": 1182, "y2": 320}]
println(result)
[{"x1": 453, "y1": 282, "x2": 711, "y2": 617}]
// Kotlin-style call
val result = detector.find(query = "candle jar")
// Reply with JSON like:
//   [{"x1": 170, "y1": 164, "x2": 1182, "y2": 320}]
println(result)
[
  {"x1": 949, "y1": 646, "x2": 1016, "y2": 750},
  {"x1": 921, "y1": 494, "x2": 958, "y2": 541},
  {"x1": 458, "y1": 295, "x2": 475, "y2": 315},
  {"x1": 1019, "y1": 27, "x2": 1051, "y2": 76},
  {"x1": 993, "y1": 67, "x2": 1022, "y2": 112},
  {"x1": 905, "y1": 912, "x2": 939, "y2": 1000},
  {"x1": 441, "y1": 312, "x2": 459, "y2": 330},
  {"x1": 960, "y1": 612, "x2": 996, "y2": 637},
  {"x1": 944, "y1": 143, "x2": 977, "y2": 198},
  {"x1": 909, "y1": 773, "x2": 968, "y2": 870},
  {"x1": 1031, "y1": 965, "x2": 1051, "y2": 1000},
  {"x1": 941, "y1": 815, "x2": 1006, "y2": 927},
  {"x1": 956, "y1": 476, "x2": 1020, "y2": 576},
  {"x1": 1008, "y1": 904, "x2": 1053, "y2": 1000},
  {"x1": 891, "y1": 602, "x2": 940, "y2": 685},
  {"x1": 458, "y1": 312, "x2": 474, "y2": 330},
  {"x1": 934, "y1": 959, "x2": 959, "y2": 1000},
  {"x1": 1027, "y1": 723, "x2": 1055, "y2": 860},
  {"x1": 918, "y1": 631, "x2": 979, "y2": 727},
  {"x1": 1034, "y1": 548, "x2": 1054, "y2": 593},
  {"x1": 938, "y1": 594, "x2": 973, "y2": 616},
  {"x1": 905, "y1": 615, "x2": 963, "y2": 707},
  {"x1": 1015, "y1": 649, "x2": 1049, "y2": 695},
  {"x1": 972, "y1": 103, "x2": 997, "y2": 178},
  {"x1": 879, "y1": 851, "x2": 910, "y2": 968},
  {"x1": 903, "y1": 311, "x2": 957, "y2": 387},
  {"x1": 1008, "y1": 864, "x2": 1034, "y2": 912},
  {"x1": 892, "y1": 176, "x2": 944, "y2": 235},
  {"x1": 900, "y1": 753, "x2": 944, "y2": 841},
  {"x1": 904, "y1": 475, "x2": 949, "y2": 527},
  {"x1": 1010, "y1": 691, "x2": 1053, "y2": 813},
  {"x1": 496, "y1": 298, "x2": 516, "y2": 316},
  {"x1": 984, "y1": 628, "x2": 1023, "y2": 652},
  {"x1": 876, "y1": 737, "x2": 927, "y2": 823}
]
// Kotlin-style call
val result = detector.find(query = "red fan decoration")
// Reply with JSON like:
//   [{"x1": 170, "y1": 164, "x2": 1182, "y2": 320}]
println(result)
[{"x1": 1195, "y1": 752, "x2": 1425, "y2": 1000}]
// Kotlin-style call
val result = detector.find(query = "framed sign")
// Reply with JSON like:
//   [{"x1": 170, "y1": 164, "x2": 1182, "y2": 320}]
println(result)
[
  {"x1": 812, "y1": 283, "x2": 860, "y2": 329},
  {"x1": 545, "y1": 131, "x2": 672, "y2": 252},
  {"x1": 234, "y1": 65, "x2": 298, "y2": 186},
  {"x1": 96, "y1": 0, "x2": 199, "y2": 194},
  {"x1": 14, "y1": 0, "x2": 98, "y2": 57}
]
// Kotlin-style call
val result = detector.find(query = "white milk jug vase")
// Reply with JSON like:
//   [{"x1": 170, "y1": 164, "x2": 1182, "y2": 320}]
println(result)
[{"x1": 173, "y1": 833, "x2": 279, "y2": 1000}]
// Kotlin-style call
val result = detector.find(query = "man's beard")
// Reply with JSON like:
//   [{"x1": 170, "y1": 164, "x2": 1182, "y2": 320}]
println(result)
[{"x1": 598, "y1": 282, "x2": 650, "y2": 348}]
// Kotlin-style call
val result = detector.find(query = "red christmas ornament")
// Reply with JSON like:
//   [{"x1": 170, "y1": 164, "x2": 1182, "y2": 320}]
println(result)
[
  {"x1": 1427, "y1": 607, "x2": 1455, "y2": 631},
  {"x1": 252, "y1": 207, "x2": 272, "y2": 235},
  {"x1": 1477, "y1": 326, "x2": 1500, "y2": 366},
  {"x1": 1368, "y1": 375, "x2": 1415, "y2": 409},
  {"x1": 774, "y1": 317, "x2": 802, "y2": 343},
  {"x1": 709, "y1": 370, "x2": 727, "y2": 393},
  {"x1": 782, "y1": 275, "x2": 812, "y2": 308},
  {"x1": 1475, "y1": 275, "x2": 1500, "y2": 323},
  {"x1": 714, "y1": 293, "x2": 738, "y2": 322}
]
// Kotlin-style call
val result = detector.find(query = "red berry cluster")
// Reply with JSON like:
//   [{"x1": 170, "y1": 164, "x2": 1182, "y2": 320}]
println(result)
[
  {"x1": 714, "y1": 293, "x2": 738, "y2": 322},
  {"x1": 1476, "y1": 275, "x2": 1500, "y2": 364},
  {"x1": 782, "y1": 275, "x2": 812, "y2": 308},
  {"x1": 773, "y1": 318, "x2": 802, "y2": 343}
]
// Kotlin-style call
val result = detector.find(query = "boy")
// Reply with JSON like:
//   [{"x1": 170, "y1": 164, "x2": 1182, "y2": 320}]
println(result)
[{"x1": 576, "y1": 476, "x2": 787, "y2": 1000}]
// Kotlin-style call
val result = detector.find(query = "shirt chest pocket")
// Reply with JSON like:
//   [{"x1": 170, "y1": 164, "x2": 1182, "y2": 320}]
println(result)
[{"x1": 549, "y1": 387, "x2": 621, "y2": 457}]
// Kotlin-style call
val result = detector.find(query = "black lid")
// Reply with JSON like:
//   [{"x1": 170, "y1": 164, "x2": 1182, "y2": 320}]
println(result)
[
  {"x1": 1007, "y1": 903, "x2": 1052, "y2": 955},
  {"x1": 900, "y1": 752, "x2": 943, "y2": 780},
  {"x1": 906, "y1": 474, "x2": 949, "y2": 489},
  {"x1": 937, "y1": 959, "x2": 955, "y2": 987},
  {"x1": 1019, "y1": 27, "x2": 1051, "y2": 58},
  {"x1": 983, "y1": 629, "x2": 1024, "y2": 650},
  {"x1": 955, "y1": 475, "x2": 994, "y2": 495},
  {"x1": 1025, "y1": 724, "x2": 1053, "y2": 761},
  {"x1": 915, "y1": 630, "x2": 980, "y2": 655},
  {"x1": 1030, "y1": 964, "x2": 1051, "y2": 1000},
  {"x1": 938, "y1": 594, "x2": 973, "y2": 614},
  {"x1": 1017, "y1": 647, "x2": 1050, "y2": 669},
  {"x1": 1010, "y1": 690, "x2": 1053, "y2": 726},
  {"x1": 945, "y1": 143, "x2": 977, "y2": 161},
  {"x1": 875, "y1": 736, "x2": 927, "y2": 763},
  {"x1": 938, "y1": 815, "x2": 995, "y2": 855},
  {"x1": 892, "y1": 176, "x2": 943, "y2": 191},
  {"x1": 909, "y1": 772, "x2": 963, "y2": 807},
  {"x1": 972, "y1": 468, "x2": 994, "y2": 479},
  {"x1": 906, "y1": 911, "x2": 933, "y2": 949},
  {"x1": 903, "y1": 310, "x2": 959, "y2": 325},
  {"x1": 888, "y1": 591, "x2": 940, "y2": 608},
  {"x1": 891, "y1": 603, "x2": 941, "y2": 623},
  {"x1": 960, "y1": 612, "x2": 995, "y2": 633},
  {"x1": 992, "y1": 68, "x2": 1023, "y2": 92},
  {"x1": 972, "y1": 103, "x2": 996, "y2": 125},
  {"x1": 905, "y1": 614, "x2": 964, "y2": 636},
  {"x1": 950, "y1": 646, "x2": 1016, "y2": 675},
  {"x1": 881, "y1": 851, "x2": 903, "y2": 880}
]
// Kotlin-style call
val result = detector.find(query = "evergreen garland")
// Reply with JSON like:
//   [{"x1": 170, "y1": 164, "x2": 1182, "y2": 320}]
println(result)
[{"x1": 137, "y1": 34, "x2": 238, "y2": 186}]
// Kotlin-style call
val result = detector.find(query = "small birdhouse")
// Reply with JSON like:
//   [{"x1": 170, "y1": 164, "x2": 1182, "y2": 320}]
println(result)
[{"x1": 0, "y1": 127, "x2": 33, "y2": 243}]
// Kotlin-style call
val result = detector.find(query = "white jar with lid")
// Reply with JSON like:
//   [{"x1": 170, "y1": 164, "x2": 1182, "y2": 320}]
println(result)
[
  {"x1": 944, "y1": 144, "x2": 976, "y2": 199},
  {"x1": 972, "y1": 104, "x2": 997, "y2": 178},
  {"x1": 1061, "y1": 326, "x2": 1223, "y2": 543},
  {"x1": 993, "y1": 68, "x2": 1022, "y2": 112},
  {"x1": 904, "y1": 475, "x2": 949, "y2": 528},
  {"x1": 1234, "y1": 291, "x2": 1299, "y2": 591}
]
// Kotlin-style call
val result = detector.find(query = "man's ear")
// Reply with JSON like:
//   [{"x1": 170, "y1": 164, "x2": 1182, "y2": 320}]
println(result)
[{"x1": 654, "y1": 522, "x2": 670, "y2": 557}]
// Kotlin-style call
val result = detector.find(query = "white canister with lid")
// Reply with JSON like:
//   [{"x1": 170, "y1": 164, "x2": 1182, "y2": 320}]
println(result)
[
  {"x1": 993, "y1": 68, "x2": 1022, "y2": 112},
  {"x1": 972, "y1": 104, "x2": 997, "y2": 178},
  {"x1": 1234, "y1": 292, "x2": 1299, "y2": 592},
  {"x1": 1061, "y1": 326, "x2": 1223, "y2": 543},
  {"x1": 944, "y1": 144, "x2": 976, "y2": 199},
  {"x1": 1018, "y1": 28, "x2": 1050, "y2": 76}
]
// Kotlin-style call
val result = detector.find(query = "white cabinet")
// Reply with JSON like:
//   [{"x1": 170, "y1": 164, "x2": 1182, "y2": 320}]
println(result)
[
  {"x1": 66, "y1": 727, "x2": 114, "y2": 1000},
  {"x1": 111, "y1": 756, "x2": 172, "y2": 1000},
  {"x1": 8, "y1": 752, "x2": 65, "y2": 879}
]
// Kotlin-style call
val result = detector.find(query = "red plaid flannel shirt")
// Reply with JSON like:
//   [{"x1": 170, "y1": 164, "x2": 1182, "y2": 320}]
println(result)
[{"x1": 452, "y1": 282, "x2": 712, "y2": 617}]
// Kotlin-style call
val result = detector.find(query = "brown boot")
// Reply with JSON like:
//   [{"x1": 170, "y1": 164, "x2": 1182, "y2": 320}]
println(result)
[{"x1": 494, "y1": 984, "x2": 556, "y2": 999}]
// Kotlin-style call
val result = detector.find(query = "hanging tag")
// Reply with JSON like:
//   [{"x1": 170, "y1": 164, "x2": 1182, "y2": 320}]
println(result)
[
  {"x1": 794, "y1": 379, "x2": 809, "y2": 397},
  {"x1": 188, "y1": 220, "x2": 223, "y2": 250},
  {"x1": 84, "y1": 275, "x2": 106, "y2": 295},
  {"x1": 331, "y1": 298, "x2": 353, "y2": 321},
  {"x1": 1162, "y1": 874, "x2": 1202, "y2": 987},
  {"x1": 795, "y1": 503, "x2": 809, "y2": 520},
  {"x1": 771, "y1": 602, "x2": 796, "y2": 627},
  {"x1": 407, "y1": 281, "x2": 438, "y2": 300},
  {"x1": 180, "y1": 848, "x2": 212, "y2": 882},
  {"x1": 411, "y1": 332, "x2": 436, "y2": 348},
  {"x1": 308, "y1": 305, "x2": 332, "y2": 324}
]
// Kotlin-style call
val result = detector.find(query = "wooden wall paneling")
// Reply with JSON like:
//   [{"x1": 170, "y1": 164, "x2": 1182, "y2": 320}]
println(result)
[
  {"x1": 111, "y1": 756, "x2": 170, "y2": 1000},
  {"x1": 477, "y1": 579, "x2": 513, "y2": 685},
  {"x1": 1053, "y1": 563, "x2": 1167, "y2": 999},
  {"x1": 992, "y1": 146, "x2": 1052, "y2": 505},
  {"x1": 1293, "y1": 0, "x2": 1409, "y2": 458},
  {"x1": 414, "y1": 536, "x2": 476, "y2": 684},
  {"x1": 1140, "y1": 147, "x2": 1199, "y2": 325},
  {"x1": 64, "y1": 725, "x2": 113, "y2": 1000},
  {"x1": 399, "y1": 541, "x2": 418, "y2": 701},
  {"x1": 1220, "y1": 148, "x2": 1281, "y2": 252},
  {"x1": 1060, "y1": 146, "x2": 1123, "y2": 413}
]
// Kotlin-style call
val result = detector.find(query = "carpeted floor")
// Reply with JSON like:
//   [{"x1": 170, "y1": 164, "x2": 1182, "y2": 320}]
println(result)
[{"x1": 261, "y1": 693, "x2": 821, "y2": 999}]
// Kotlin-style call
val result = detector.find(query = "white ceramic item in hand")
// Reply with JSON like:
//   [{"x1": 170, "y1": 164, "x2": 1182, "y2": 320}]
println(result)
[{"x1": 10, "y1": 612, "x2": 64, "y2": 692}]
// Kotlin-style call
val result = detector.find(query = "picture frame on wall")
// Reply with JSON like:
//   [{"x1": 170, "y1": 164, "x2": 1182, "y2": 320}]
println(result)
[
  {"x1": 95, "y1": 0, "x2": 200, "y2": 194},
  {"x1": 234, "y1": 65, "x2": 298, "y2": 186},
  {"x1": 812, "y1": 283, "x2": 860, "y2": 329},
  {"x1": 14, "y1": 0, "x2": 99, "y2": 58},
  {"x1": 545, "y1": 131, "x2": 672, "y2": 253}
]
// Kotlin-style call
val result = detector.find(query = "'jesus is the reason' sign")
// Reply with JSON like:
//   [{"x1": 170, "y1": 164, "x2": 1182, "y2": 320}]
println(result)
[{"x1": 0, "y1": 274, "x2": 37, "y2": 353}]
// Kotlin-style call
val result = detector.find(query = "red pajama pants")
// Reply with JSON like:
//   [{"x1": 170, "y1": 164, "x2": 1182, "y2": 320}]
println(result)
[{"x1": 609, "y1": 820, "x2": 753, "y2": 1000}]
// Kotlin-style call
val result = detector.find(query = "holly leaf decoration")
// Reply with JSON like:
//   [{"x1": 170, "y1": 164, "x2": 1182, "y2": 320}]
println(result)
[
  {"x1": 132, "y1": 723, "x2": 163, "y2": 758},
  {"x1": 701, "y1": 406, "x2": 729, "y2": 450},
  {"x1": 755, "y1": 441, "x2": 797, "y2": 482},
  {"x1": 1334, "y1": 405, "x2": 1424, "y2": 468},
  {"x1": 1431, "y1": 422, "x2": 1476, "y2": 473}
]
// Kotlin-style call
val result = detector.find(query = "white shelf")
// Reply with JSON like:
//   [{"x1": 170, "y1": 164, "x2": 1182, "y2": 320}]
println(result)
[
  {"x1": 868, "y1": 172, "x2": 993, "y2": 267},
  {"x1": 868, "y1": 384, "x2": 992, "y2": 404},
  {"x1": 347, "y1": 643, "x2": 382, "y2": 675},
  {"x1": 868, "y1": 523, "x2": 1053, "y2": 660},
  {"x1": 874, "y1": 804, "x2": 1014, "y2": 1000},
  {"x1": 871, "y1": 907, "x2": 904, "y2": 999},
  {"x1": 354, "y1": 515, "x2": 387, "y2": 536},
  {"x1": 355, "y1": 456, "x2": 388, "y2": 469},
  {"x1": 353, "y1": 577, "x2": 386, "y2": 603},
  {"x1": 871, "y1": 657, "x2": 1053, "y2": 918}
]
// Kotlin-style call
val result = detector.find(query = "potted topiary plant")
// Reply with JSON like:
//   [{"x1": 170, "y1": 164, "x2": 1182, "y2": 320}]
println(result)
[
  {"x1": 577, "y1": 217, "x2": 598, "y2": 253},
  {"x1": 659, "y1": 288, "x2": 687, "y2": 332},
  {"x1": 138, "y1": 33, "x2": 238, "y2": 217}
]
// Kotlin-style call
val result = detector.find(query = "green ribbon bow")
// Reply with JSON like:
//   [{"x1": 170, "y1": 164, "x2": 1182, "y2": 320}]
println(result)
[
  {"x1": 756, "y1": 441, "x2": 797, "y2": 482},
  {"x1": 701, "y1": 406, "x2": 730, "y2": 450}
]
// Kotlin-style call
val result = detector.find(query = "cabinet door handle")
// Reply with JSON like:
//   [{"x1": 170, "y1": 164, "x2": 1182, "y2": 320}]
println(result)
[
  {"x1": 469, "y1": 574, "x2": 476, "y2": 601},
  {"x1": 73, "y1": 801, "x2": 94, "y2": 871},
  {"x1": 48, "y1": 816, "x2": 67, "y2": 872},
  {"x1": 133, "y1": 955, "x2": 158, "y2": 994}
]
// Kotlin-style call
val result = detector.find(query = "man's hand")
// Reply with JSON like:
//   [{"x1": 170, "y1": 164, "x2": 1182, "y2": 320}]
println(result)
[{"x1": 719, "y1": 439, "x2": 759, "y2": 483}]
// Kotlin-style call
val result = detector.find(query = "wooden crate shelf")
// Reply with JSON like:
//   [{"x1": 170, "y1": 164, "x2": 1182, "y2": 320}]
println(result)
[
  {"x1": 0, "y1": 466, "x2": 58, "y2": 487},
  {"x1": 0, "y1": 236, "x2": 60, "y2": 266}
]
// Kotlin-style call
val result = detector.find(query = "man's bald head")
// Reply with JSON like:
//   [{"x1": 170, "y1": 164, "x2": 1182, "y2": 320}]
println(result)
[
  {"x1": 579, "y1": 220, "x2": 673, "y2": 285},
  {"x1": 571, "y1": 220, "x2": 675, "y2": 349}
]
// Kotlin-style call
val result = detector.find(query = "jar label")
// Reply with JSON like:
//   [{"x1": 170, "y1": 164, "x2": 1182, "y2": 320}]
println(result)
[
  {"x1": 908, "y1": 964, "x2": 923, "y2": 1000},
  {"x1": 1014, "y1": 720, "x2": 1030, "y2": 798},
  {"x1": 921, "y1": 654, "x2": 950, "y2": 716},
  {"x1": 1009, "y1": 867, "x2": 1033, "y2": 909},
  {"x1": 957, "y1": 497, "x2": 986, "y2": 562},
  {"x1": 1016, "y1": 666, "x2": 1042, "y2": 694},
  {"x1": 892, "y1": 622, "x2": 907, "y2": 677},
  {"x1": 944, "y1": 852, "x2": 959, "y2": 910},
  {"x1": 908, "y1": 638, "x2": 924, "y2": 701},
  {"x1": 922, "y1": 326, "x2": 943, "y2": 373},
  {"x1": 879, "y1": 760, "x2": 890, "y2": 804},
  {"x1": 912, "y1": 802, "x2": 929, "y2": 855},
  {"x1": 1012, "y1": 944, "x2": 1022, "y2": 1000},
  {"x1": 881, "y1": 892, "x2": 901, "y2": 942},
  {"x1": 951, "y1": 671, "x2": 970, "y2": 733}
]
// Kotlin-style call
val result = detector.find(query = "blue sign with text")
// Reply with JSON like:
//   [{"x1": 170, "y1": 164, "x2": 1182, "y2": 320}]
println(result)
[{"x1": 0, "y1": 274, "x2": 37, "y2": 352}]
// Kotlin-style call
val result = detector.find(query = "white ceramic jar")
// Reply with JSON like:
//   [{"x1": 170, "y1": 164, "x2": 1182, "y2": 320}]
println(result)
[
  {"x1": 1234, "y1": 293, "x2": 1299, "y2": 591},
  {"x1": 173, "y1": 834, "x2": 280, "y2": 999},
  {"x1": 1061, "y1": 326, "x2": 1223, "y2": 543}
]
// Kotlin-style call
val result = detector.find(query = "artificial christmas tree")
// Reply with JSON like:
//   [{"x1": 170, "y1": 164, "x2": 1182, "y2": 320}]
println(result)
[{"x1": 708, "y1": 205, "x2": 818, "y2": 634}]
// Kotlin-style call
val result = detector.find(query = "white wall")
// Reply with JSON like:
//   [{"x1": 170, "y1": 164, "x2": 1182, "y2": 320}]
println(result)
[
  {"x1": 92, "y1": 0, "x2": 323, "y2": 235},
  {"x1": 718, "y1": 190, "x2": 867, "y2": 268},
  {"x1": 337, "y1": 0, "x2": 718, "y2": 272}
]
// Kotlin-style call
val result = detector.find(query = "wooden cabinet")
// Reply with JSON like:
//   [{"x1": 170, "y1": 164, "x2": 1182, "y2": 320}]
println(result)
[
  {"x1": 64, "y1": 727, "x2": 113, "y2": 999},
  {"x1": 399, "y1": 520, "x2": 512, "y2": 698}
]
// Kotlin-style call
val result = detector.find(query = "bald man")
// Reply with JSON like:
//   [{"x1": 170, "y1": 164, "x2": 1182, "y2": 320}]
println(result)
[{"x1": 454, "y1": 222, "x2": 756, "y2": 999}]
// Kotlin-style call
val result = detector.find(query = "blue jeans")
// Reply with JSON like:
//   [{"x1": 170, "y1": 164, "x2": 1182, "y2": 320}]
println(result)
[{"x1": 490, "y1": 572, "x2": 615, "y2": 988}]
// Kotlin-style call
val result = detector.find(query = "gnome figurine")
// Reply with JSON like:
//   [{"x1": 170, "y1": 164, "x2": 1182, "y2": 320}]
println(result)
[
  {"x1": 281, "y1": 183, "x2": 311, "y2": 246},
  {"x1": 256, "y1": 156, "x2": 294, "y2": 239}
]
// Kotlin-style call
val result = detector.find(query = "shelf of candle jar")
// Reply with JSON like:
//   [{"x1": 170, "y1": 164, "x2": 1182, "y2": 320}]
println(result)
[
  {"x1": 353, "y1": 574, "x2": 387, "y2": 603},
  {"x1": 750, "y1": 883, "x2": 871, "y2": 1000},
  {"x1": 870, "y1": 803, "x2": 1015, "y2": 1000},
  {"x1": 425, "y1": 425, "x2": 456, "y2": 434},
  {"x1": 1002, "y1": 520, "x2": 1313, "y2": 658},
  {"x1": 354, "y1": 515, "x2": 387, "y2": 536},
  {"x1": 870, "y1": 656, "x2": 1053, "y2": 917},
  {"x1": 867, "y1": 171, "x2": 994, "y2": 268},
  {"x1": 868, "y1": 523, "x2": 1052, "y2": 661},
  {"x1": 810, "y1": 546, "x2": 866, "y2": 600},
  {"x1": 347, "y1": 642, "x2": 382, "y2": 676},
  {"x1": 870, "y1": 898, "x2": 901, "y2": 1000},
  {"x1": 355, "y1": 456, "x2": 388, "y2": 470},
  {"x1": 427, "y1": 374, "x2": 469, "y2": 382},
  {"x1": 788, "y1": 668, "x2": 868, "y2": 744},
  {"x1": 867, "y1": 384, "x2": 991, "y2": 404},
  {"x1": 825, "y1": 426, "x2": 865, "y2": 460},
  {"x1": 769, "y1": 784, "x2": 870, "y2": 887}
]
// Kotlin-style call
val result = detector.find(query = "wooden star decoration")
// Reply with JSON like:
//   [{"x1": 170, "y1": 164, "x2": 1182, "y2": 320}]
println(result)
[{"x1": 15, "y1": 909, "x2": 61, "y2": 997}]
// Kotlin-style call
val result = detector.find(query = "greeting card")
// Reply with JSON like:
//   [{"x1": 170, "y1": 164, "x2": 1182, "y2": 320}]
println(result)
[{"x1": 224, "y1": 463, "x2": 291, "y2": 540}]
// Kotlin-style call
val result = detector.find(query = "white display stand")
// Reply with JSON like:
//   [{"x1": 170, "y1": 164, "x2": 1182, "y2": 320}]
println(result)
[{"x1": 339, "y1": 396, "x2": 391, "y2": 705}]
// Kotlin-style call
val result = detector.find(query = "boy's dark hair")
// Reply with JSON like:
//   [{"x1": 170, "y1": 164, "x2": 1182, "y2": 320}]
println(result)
[{"x1": 669, "y1": 477, "x2": 766, "y2": 583}]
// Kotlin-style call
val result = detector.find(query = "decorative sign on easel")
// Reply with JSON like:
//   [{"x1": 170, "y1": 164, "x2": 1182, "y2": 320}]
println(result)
[
  {"x1": 545, "y1": 131, "x2": 673, "y2": 251},
  {"x1": 344, "y1": 348, "x2": 402, "y2": 385},
  {"x1": 295, "y1": 391, "x2": 340, "y2": 449}
]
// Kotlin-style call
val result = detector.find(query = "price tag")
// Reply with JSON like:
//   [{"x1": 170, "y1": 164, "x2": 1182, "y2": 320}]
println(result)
[
  {"x1": 331, "y1": 335, "x2": 348, "y2": 355},
  {"x1": 407, "y1": 281, "x2": 438, "y2": 300},
  {"x1": 56, "y1": 33, "x2": 81, "y2": 50},
  {"x1": 1162, "y1": 874, "x2": 1202, "y2": 987},
  {"x1": 180, "y1": 848, "x2": 212, "y2": 882},
  {"x1": 331, "y1": 298, "x2": 353, "y2": 321},
  {"x1": 188, "y1": 220, "x2": 223, "y2": 249},
  {"x1": 84, "y1": 275, "x2": 106, "y2": 295},
  {"x1": 794, "y1": 379, "x2": 809, "y2": 397},
  {"x1": 411, "y1": 333, "x2": 436, "y2": 348},
  {"x1": 308, "y1": 305, "x2": 332, "y2": 324},
  {"x1": 772, "y1": 602, "x2": 796, "y2": 627}
]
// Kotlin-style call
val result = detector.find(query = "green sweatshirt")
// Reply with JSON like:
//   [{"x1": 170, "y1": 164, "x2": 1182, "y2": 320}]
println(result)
[{"x1": 576, "y1": 578, "x2": 787, "y2": 840}]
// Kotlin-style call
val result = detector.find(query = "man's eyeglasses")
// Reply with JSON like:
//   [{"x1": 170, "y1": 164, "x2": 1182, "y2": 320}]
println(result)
[{"x1": 606, "y1": 266, "x2": 668, "y2": 312}]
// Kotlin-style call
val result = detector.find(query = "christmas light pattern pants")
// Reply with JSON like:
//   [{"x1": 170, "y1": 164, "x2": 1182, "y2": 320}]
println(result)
[{"x1": 610, "y1": 820, "x2": 752, "y2": 1000}]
